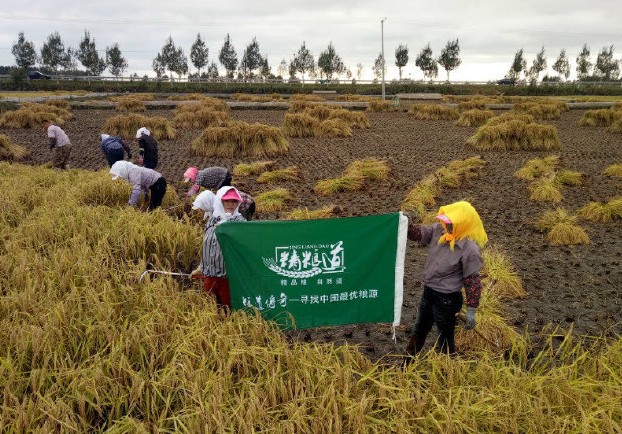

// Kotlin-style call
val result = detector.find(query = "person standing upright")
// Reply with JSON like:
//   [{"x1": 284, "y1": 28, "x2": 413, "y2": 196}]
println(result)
[
  {"x1": 42, "y1": 120, "x2": 71, "y2": 170},
  {"x1": 135, "y1": 127, "x2": 158, "y2": 169}
]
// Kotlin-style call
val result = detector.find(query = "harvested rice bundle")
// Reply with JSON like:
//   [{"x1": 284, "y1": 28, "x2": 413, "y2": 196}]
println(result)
[
  {"x1": 192, "y1": 121, "x2": 288, "y2": 157},
  {"x1": 579, "y1": 109, "x2": 622, "y2": 127},
  {"x1": 257, "y1": 166, "x2": 301, "y2": 183},
  {"x1": 482, "y1": 247, "x2": 527, "y2": 299},
  {"x1": 173, "y1": 108, "x2": 229, "y2": 129},
  {"x1": 282, "y1": 113, "x2": 319, "y2": 137},
  {"x1": 285, "y1": 206, "x2": 335, "y2": 220},
  {"x1": 290, "y1": 94, "x2": 325, "y2": 102},
  {"x1": 484, "y1": 112, "x2": 535, "y2": 127},
  {"x1": 602, "y1": 163, "x2": 622, "y2": 177},
  {"x1": 233, "y1": 161, "x2": 275, "y2": 177},
  {"x1": 328, "y1": 109, "x2": 370, "y2": 128},
  {"x1": 529, "y1": 176, "x2": 563, "y2": 202},
  {"x1": 408, "y1": 104, "x2": 459, "y2": 120},
  {"x1": 301, "y1": 104, "x2": 334, "y2": 120},
  {"x1": 577, "y1": 197, "x2": 622, "y2": 222},
  {"x1": 0, "y1": 107, "x2": 63, "y2": 128},
  {"x1": 44, "y1": 99, "x2": 70, "y2": 109},
  {"x1": 345, "y1": 158, "x2": 390, "y2": 181},
  {"x1": 316, "y1": 119, "x2": 353, "y2": 137},
  {"x1": 514, "y1": 156, "x2": 560, "y2": 180},
  {"x1": 255, "y1": 188, "x2": 292, "y2": 212},
  {"x1": 0, "y1": 134, "x2": 29, "y2": 160},
  {"x1": 535, "y1": 208, "x2": 590, "y2": 245},
  {"x1": 104, "y1": 113, "x2": 176, "y2": 139},
  {"x1": 367, "y1": 100, "x2": 396, "y2": 112},
  {"x1": 314, "y1": 175, "x2": 365, "y2": 195},
  {"x1": 467, "y1": 119, "x2": 560, "y2": 151},
  {"x1": 513, "y1": 102, "x2": 562, "y2": 120},
  {"x1": 115, "y1": 96, "x2": 146, "y2": 112},
  {"x1": 455, "y1": 109, "x2": 495, "y2": 127},
  {"x1": 233, "y1": 93, "x2": 284, "y2": 102}
]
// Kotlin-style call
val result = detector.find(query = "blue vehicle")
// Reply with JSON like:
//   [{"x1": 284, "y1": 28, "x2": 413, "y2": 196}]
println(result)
[{"x1": 27, "y1": 71, "x2": 52, "y2": 80}]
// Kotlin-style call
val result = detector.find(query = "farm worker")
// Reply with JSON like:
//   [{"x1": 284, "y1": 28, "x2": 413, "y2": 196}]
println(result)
[
  {"x1": 183, "y1": 166, "x2": 232, "y2": 196},
  {"x1": 135, "y1": 127, "x2": 158, "y2": 169},
  {"x1": 100, "y1": 133, "x2": 132, "y2": 167},
  {"x1": 190, "y1": 186, "x2": 246, "y2": 307},
  {"x1": 405, "y1": 201, "x2": 488, "y2": 356},
  {"x1": 191, "y1": 189, "x2": 217, "y2": 221},
  {"x1": 42, "y1": 119, "x2": 71, "y2": 170},
  {"x1": 184, "y1": 166, "x2": 256, "y2": 220},
  {"x1": 109, "y1": 160, "x2": 167, "y2": 211}
]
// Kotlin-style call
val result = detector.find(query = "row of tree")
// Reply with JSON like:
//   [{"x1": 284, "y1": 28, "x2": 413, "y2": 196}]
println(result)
[
  {"x1": 12, "y1": 31, "x2": 128, "y2": 77},
  {"x1": 507, "y1": 45, "x2": 620, "y2": 82},
  {"x1": 10, "y1": 30, "x2": 622, "y2": 82}
]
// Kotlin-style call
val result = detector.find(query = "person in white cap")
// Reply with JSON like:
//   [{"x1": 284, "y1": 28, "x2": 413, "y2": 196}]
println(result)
[
  {"x1": 135, "y1": 127, "x2": 158, "y2": 169},
  {"x1": 109, "y1": 160, "x2": 167, "y2": 211},
  {"x1": 100, "y1": 133, "x2": 132, "y2": 167}
]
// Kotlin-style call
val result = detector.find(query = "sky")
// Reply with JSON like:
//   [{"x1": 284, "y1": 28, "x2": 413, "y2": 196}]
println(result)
[{"x1": 0, "y1": 0, "x2": 620, "y2": 82}]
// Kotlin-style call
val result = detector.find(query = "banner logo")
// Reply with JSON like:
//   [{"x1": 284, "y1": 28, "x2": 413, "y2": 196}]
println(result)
[{"x1": 263, "y1": 241, "x2": 345, "y2": 278}]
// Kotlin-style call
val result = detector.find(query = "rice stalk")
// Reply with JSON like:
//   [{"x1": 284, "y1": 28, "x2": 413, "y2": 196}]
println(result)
[
  {"x1": 314, "y1": 176, "x2": 365, "y2": 195},
  {"x1": 255, "y1": 188, "x2": 292, "y2": 212},
  {"x1": 233, "y1": 161, "x2": 275, "y2": 177},
  {"x1": 408, "y1": 104, "x2": 459, "y2": 120},
  {"x1": 0, "y1": 134, "x2": 29, "y2": 160},
  {"x1": 257, "y1": 166, "x2": 301, "y2": 183}
]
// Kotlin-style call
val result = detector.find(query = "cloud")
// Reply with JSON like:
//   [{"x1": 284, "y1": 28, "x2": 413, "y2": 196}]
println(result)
[{"x1": 1, "y1": 0, "x2": 620, "y2": 81}]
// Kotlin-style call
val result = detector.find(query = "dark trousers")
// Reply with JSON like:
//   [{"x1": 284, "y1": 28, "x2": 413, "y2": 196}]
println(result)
[
  {"x1": 412, "y1": 286, "x2": 463, "y2": 354},
  {"x1": 105, "y1": 148, "x2": 125, "y2": 167},
  {"x1": 148, "y1": 177, "x2": 167, "y2": 210}
]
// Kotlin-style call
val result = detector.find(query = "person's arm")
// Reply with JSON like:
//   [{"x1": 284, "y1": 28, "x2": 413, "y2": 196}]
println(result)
[
  {"x1": 407, "y1": 221, "x2": 422, "y2": 242},
  {"x1": 48, "y1": 137, "x2": 56, "y2": 149},
  {"x1": 186, "y1": 183, "x2": 201, "y2": 197},
  {"x1": 120, "y1": 138, "x2": 132, "y2": 158},
  {"x1": 463, "y1": 273, "x2": 482, "y2": 330}
]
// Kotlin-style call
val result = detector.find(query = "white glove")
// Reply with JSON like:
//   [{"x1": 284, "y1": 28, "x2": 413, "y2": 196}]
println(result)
[{"x1": 465, "y1": 307, "x2": 476, "y2": 330}]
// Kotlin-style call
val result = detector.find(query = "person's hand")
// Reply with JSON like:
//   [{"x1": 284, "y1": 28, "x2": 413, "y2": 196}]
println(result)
[
  {"x1": 189, "y1": 266, "x2": 202, "y2": 279},
  {"x1": 465, "y1": 307, "x2": 477, "y2": 330}
]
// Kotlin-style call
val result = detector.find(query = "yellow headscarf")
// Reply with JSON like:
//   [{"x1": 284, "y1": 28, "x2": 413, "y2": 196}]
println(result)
[{"x1": 437, "y1": 201, "x2": 488, "y2": 250}]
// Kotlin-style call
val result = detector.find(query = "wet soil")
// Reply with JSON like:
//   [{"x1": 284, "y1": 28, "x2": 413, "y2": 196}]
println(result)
[{"x1": 3, "y1": 107, "x2": 621, "y2": 363}]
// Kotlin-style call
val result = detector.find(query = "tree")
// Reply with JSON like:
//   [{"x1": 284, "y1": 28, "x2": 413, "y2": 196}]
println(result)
[
  {"x1": 206, "y1": 61, "x2": 219, "y2": 79},
  {"x1": 317, "y1": 42, "x2": 345, "y2": 80},
  {"x1": 219, "y1": 34, "x2": 238, "y2": 78},
  {"x1": 106, "y1": 43, "x2": 128, "y2": 77},
  {"x1": 11, "y1": 32, "x2": 37, "y2": 69},
  {"x1": 277, "y1": 58, "x2": 288, "y2": 78},
  {"x1": 152, "y1": 53, "x2": 165, "y2": 78},
  {"x1": 40, "y1": 31, "x2": 72, "y2": 72},
  {"x1": 190, "y1": 33, "x2": 209, "y2": 76},
  {"x1": 78, "y1": 30, "x2": 106, "y2": 75},
  {"x1": 508, "y1": 48, "x2": 527, "y2": 80},
  {"x1": 415, "y1": 44, "x2": 438, "y2": 80},
  {"x1": 395, "y1": 44, "x2": 409, "y2": 80},
  {"x1": 437, "y1": 38, "x2": 461, "y2": 81},
  {"x1": 240, "y1": 37, "x2": 262, "y2": 79},
  {"x1": 372, "y1": 53, "x2": 384, "y2": 80},
  {"x1": 170, "y1": 47, "x2": 188, "y2": 79},
  {"x1": 258, "y1": 57, "x2": 271, "y2": 80},
  {"x1": 552, "y1": 49, "x2": 570, "y2": 80},
  {"x1": 575, "y1": 44, "x2": 592, "y2": 80},
  {"x1": 292, "y1": 41, "x2": 315, "y2": 83},
  {"x1": 527, "y1": 47, "x2": 547, "y2": 83},
  {"x1": 356, "y1": 63, "x2": 363, "y2": 81},
  {"x1": 594, "y1": 45, "x2": 620, "y2": 80}
]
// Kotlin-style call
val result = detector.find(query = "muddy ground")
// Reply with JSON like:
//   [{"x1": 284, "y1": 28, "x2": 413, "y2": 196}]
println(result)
[{"x1": 3, "y1": 106, "x2": 621, "y2": 363}]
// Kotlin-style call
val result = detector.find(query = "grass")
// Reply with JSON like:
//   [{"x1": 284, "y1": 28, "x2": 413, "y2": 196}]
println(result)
[
  {"x1": 0, "y1": 162, "x2": 621, "y2": 433},
  {"x1": 255, "y1": 188, "x2": 292, "y2": 212}
]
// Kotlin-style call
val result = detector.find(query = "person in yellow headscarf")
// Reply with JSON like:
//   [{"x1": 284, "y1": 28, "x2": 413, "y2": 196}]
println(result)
[{"x1": 405, "y1": 201, "x2": 488, "y2": 356}]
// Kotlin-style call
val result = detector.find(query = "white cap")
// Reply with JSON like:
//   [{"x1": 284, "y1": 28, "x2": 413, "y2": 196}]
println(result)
[
  {"x1": 135, "y1": 127, "x2": 150, "y2": 139},
  {"x1": 101, "y1": 134, "x2": 110, "y2": 141}
]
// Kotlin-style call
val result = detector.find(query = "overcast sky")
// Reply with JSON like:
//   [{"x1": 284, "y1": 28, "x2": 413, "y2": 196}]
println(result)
[{"x1": 1, "y1": 0, "x2": 620, "y2": 81}]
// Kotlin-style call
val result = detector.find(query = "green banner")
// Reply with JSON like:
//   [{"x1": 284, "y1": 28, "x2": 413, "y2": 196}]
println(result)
[{"x1": 216, "y1": 212, "x2": 407, "y2": 330}]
